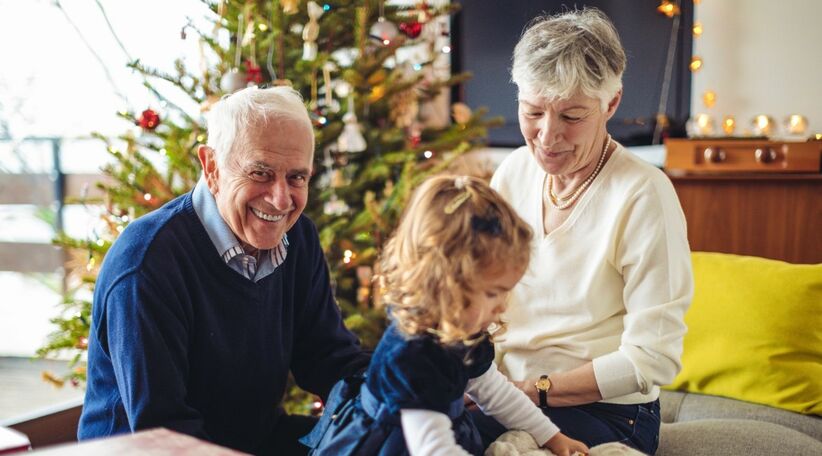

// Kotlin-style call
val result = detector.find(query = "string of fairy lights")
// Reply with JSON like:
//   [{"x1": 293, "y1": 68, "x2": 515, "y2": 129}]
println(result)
[{"x1": 659, "y1": 0, "x2": 815, "y2": 139}]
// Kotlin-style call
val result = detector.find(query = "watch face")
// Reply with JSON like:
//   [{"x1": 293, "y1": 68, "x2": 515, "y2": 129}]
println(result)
[{"x1": 535, "y1": 378, "x2": 551, "y2": 391}]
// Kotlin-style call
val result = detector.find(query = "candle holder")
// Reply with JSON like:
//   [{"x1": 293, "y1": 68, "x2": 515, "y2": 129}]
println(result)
[
  {"x1": 751, "y1": 115, "x2": 776, "y2": 137},
  {"x1": 686, "y1": 113, "x2": 716, "y2": 137},
  {"x1": 784, "y1": 114, "x2": 809, "y2": 138}
]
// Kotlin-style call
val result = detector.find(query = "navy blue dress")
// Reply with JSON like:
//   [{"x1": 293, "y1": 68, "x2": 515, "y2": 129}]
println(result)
[{"x1": 301, "y1": 323, "x2": 495, "y2": 455}]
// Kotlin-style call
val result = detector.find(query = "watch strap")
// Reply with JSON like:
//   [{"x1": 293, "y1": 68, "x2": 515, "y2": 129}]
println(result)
[{"x1": 538, "y1": 374, "x2": 549, "y2": 408}]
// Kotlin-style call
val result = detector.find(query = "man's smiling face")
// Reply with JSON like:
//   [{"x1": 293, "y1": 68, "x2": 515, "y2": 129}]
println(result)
[{"x1": 203, "y1": 117, "x2": 314, "y2": 254}]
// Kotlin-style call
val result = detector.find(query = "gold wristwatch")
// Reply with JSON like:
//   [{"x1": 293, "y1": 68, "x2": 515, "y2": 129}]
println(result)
[{"x1": 534, "y1": 375, "x2": 552, "y2": 408}]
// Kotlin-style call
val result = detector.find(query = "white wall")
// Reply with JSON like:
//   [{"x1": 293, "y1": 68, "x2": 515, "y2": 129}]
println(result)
[{"x1": 691, "y1": 0, "x2": 822, "y2": 136}]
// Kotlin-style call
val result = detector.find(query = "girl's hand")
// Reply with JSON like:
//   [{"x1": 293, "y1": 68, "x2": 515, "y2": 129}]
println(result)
[
  {"x1": 463, "y1": 394, "x2": 479, "y2": 411},
  {"x1": 542, "y1": 432, "x2": 589, "y2": 456}
]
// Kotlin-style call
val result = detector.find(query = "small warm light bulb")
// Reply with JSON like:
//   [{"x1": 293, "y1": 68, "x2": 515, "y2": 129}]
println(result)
[
  {"x1": 689, "y1": 56, "x2": 703, "y2": 72},
  {"x1": 702, "y1": 91, "x2": 716, "y2": 108},
  {"x1": 693, "y1": 22, "x2": 703, "y2": 37},
  {"x1": 657, "y1": 1, "x2": 680, "y2": 18},
  {"x1": 441, "y1": 45, "x2": 451, "y2": 54},
  {"x1": 144, "y1": 193, "x2": 153, "y2": 201},
  {"x1": 258, "y1": 23, "x2": 268, "y2": 32},
  {"x1": 423, "y1": 150, "x2": 433, "y2": 159},
  {"x1": 382, "y1": 39, "x2": 390, "y2": 46},
  {"x1": 722, "y1": 116, "x2": 736, "y2": 135}
]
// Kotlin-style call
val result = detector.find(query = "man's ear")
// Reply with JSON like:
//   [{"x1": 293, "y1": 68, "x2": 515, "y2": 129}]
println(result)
[
  {"x1": 605, "y1": 90, "x2": 622, "y2": 120},
  {"x1": 198, "y1": 145, "x2": 219, "y2": 193}
]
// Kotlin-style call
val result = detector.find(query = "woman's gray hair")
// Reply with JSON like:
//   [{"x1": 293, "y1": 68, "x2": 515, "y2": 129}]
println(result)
[
  {"x1": 511, "y1": 8, "x2": 626, "y2": 110},
  {"x1": 206, "y1": 85, "x2": 314, "y2": 165}
]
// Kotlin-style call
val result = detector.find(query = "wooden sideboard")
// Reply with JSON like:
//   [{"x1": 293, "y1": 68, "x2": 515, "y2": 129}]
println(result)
[{"x1": 665, "y1": 139, "x2": 822, "y2": 264}]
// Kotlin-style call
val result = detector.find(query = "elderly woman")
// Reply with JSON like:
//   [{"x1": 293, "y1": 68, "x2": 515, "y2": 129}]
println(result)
[{"x1": 472, "y1": 9, "x2": 693, "y2": 454}]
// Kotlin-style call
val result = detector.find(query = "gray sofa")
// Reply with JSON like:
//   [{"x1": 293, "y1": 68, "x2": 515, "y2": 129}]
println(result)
[{"x1": 657, "y1": 390, "x2": 822, "y2": 455}]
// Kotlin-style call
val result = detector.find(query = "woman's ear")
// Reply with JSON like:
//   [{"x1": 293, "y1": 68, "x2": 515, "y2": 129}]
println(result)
[
  {"x1": 198, "y1": 145, "x2": 220, "y2": 193},
  {"x1": 605, "y1": 90, "x2": 623, "y2": 120}
]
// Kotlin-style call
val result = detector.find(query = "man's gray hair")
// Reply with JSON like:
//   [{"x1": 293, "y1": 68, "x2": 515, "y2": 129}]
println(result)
[
  {"x1": 511, "y1": 8, "x2": 626, "y2": 110},
  {"x1": 206, "y1": 85, "x2": 314, "y2": 165}
]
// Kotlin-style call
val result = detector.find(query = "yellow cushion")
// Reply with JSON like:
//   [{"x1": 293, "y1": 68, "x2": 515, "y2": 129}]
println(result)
[{"x1": 665, "y1": 252, "x2": 822, "y2": 415}]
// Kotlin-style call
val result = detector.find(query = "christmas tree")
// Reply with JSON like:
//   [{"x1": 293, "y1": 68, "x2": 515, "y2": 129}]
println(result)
[{"x1": 38, "y1": 0, "x2": 501, "y2": 413}]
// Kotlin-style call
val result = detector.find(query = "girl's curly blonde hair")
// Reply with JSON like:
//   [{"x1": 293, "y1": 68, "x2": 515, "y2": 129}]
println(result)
[{"x1": 380, "y1": 175, "x2": 533, "y2": 344}]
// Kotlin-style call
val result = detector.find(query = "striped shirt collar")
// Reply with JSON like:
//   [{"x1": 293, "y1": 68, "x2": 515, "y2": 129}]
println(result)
[{"x1": 192, "y1": 178, "x2": 288, "y2": 281}]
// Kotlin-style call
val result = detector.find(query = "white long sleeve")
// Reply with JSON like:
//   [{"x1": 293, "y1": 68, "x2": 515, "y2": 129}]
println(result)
[
  {"x1": 465, "y1": 362, "x2": 559, "y2": 446},
  {"x1": 401, "y1": 363, "x2": 559, "y2": 455},
  {"x1": 401, "y1": 409, "x2": 472, "y2": 456}
]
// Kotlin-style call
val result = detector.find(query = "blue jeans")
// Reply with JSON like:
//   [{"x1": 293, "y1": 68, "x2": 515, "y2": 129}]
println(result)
[{"x1": 470, "y1": 400, "x2": 661, "y2": 454}]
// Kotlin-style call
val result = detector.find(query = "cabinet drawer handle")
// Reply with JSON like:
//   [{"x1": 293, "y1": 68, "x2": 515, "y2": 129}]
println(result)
[
  {"x1": 755, "y1": 147, "x2": 777, "y2": 163},
  {"x1": 703, "y1": 147, "x2": 726, "y2": 163}
]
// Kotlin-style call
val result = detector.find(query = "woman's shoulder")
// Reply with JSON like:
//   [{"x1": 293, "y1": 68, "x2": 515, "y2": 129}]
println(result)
[{"x1": 609, "y1": 145, "x2": 678, "y2": 193}]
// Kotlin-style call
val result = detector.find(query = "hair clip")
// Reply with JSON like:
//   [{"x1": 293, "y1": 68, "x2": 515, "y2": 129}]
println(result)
[
  {"x1": 471, "y1": 215, "x2": 502, "y2": 236},
  {"x1": 444, "y1": 192, "x2": 471, "y2": 214},
  {"x1": 444, "y1": 176, "x2": 471, "y2": 214}
]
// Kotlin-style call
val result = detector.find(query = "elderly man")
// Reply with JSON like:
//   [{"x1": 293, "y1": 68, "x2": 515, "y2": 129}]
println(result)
[{"x1": 78, "y1": 86, "x2": 369, "y2": 455}]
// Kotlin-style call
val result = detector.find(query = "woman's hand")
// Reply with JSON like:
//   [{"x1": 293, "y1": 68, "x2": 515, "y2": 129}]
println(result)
[{"x1": 542, "y1": 432, "x2": 589, "y2": 456}]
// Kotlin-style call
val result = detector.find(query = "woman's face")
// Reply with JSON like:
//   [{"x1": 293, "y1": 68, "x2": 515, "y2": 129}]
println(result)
[{"x1": 518, "y1": 88, "x2": 620, "y2": 177}]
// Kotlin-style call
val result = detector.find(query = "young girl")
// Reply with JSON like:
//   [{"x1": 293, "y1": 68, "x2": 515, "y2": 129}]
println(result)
[{"x1": 300, "y1": 175, "x2": 589, "y2": 456}]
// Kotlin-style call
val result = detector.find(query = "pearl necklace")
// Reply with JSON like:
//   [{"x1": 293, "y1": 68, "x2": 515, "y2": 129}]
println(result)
[{"x1": 546, "y1": 134, "x2": 611, "y2": 210}]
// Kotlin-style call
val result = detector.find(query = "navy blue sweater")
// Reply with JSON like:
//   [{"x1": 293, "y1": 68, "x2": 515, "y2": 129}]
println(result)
[{"x1": 78, "y1": 192, "x2": 368, "y2": 454}]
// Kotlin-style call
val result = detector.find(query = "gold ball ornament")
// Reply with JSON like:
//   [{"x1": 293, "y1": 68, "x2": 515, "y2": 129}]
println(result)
[
  {"x1": 282, "y1": 0, "x2": 299, "y2": 15},
  {"x1": 451, "y1": 102, "x2": 472, "y2": 125}
]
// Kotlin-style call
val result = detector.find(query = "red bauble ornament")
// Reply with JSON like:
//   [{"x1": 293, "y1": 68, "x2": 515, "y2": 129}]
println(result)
[
  {"x1": 138, "y1": 109, "x2": 161, "y2": 130},
  {"x1": 244, "y1": 59, "x2": 263, "y2": 84},
  {"x1": 399, "y1": 21, "x2": 422, "y2": 39}
]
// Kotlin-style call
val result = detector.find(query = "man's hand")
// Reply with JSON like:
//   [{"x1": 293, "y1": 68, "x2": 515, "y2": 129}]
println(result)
[{"x1": 542, "y1": 432, "x2": 589, "y2": 456}]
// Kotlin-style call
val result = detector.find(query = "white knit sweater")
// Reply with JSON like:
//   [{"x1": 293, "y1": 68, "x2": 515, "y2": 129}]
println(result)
[{"x1": 490, "y1": 143, "x2": 694, "y2": 404}]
